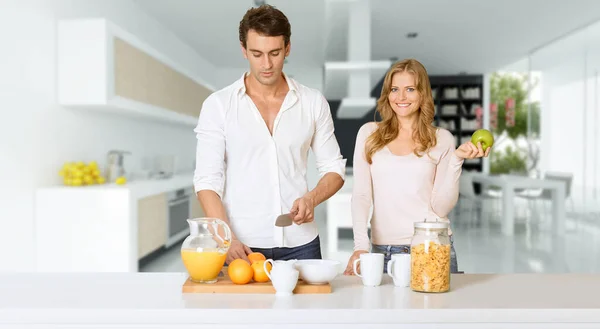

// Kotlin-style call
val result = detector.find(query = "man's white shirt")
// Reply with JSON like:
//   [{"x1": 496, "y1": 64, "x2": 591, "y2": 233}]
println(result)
[{"x1": 193, "y1": 73, "x2": 346, "y2": 248}]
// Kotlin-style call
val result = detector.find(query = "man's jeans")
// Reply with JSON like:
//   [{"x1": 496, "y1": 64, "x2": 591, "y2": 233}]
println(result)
[
  {"x1": 250, "y1": 236, "x2": 322, "y2": 261},
  {"x1": 371, "y1": 236, "x2": 459, "y2": 274}
]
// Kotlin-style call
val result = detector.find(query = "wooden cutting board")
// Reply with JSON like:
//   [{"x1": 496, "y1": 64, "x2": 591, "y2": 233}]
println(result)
[{"x1": 182, "y1": 270, "x2": 331, "y2": 294}]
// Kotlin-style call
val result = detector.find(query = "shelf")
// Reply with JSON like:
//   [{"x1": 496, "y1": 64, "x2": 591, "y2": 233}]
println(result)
[
  {"x1": 430, "y1": 74, "x2": 484, "y2": 172},
  {"x1": 463, "y1": 163, "x2": 483, "y2": 170},
  {"x1": 438, "y1": 115, "x2": 460, "y2": 120},
  {"x1": 460, "y1": 130, "x2": 478, "y2": 136},
  {"x1": 438, "y1": 98, "x2": 461, "y2": 104}
]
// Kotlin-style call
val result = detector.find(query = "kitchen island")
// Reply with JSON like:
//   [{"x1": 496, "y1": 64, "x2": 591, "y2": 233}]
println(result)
[
  {"x1": 35, "y1": 172, "x2": 200, "y2": 273},
  {"x1": 1, "y1": 272, "x2": 599, "y2": 328}
]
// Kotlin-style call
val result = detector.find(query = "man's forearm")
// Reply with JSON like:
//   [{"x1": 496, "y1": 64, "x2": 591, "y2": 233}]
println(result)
[
  {"x1": 197, "y1": 190, "x2": 239, "y2": 240},
  {"x1": 305, "y1": 172, "x2": 344, "y2": 206}
]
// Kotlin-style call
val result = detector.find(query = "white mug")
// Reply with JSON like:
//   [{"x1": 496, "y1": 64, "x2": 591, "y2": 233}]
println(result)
[
  {"x1": 353, "y1": 253, "x2": 384, "y2": 286},
  {"x1": 387, "y1": 254, "x2": 411, "y2": 287}
]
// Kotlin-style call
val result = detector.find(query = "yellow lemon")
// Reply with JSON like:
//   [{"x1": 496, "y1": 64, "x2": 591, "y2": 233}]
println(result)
[
  {"x1": 59, "y1": 169, "x2": 66, "y2": 177},
  {"x1": 92, "y1": 169, "x2": 101, "y2": 177},
  {"x1": 83, "y1": 166, "x2": 92, "y2": 175},
  {"x1": 96, "y1": 176, "x2": 106, "y2": 184},
  {"x1": 83, "y1": 175, "x2": 94, "y2": 185},
  {"x1": 88, "y1": 161, "x2": 98, "y2": 168},
  {"x1": 74, "y1": 170, "x2": 84, "y2": 178},
  {"x1": 115, "y1": 177, "x2": 127, "y2": 185},
  {"x1": 72, "y1": 178, "x2": 83, "y2": 186}
]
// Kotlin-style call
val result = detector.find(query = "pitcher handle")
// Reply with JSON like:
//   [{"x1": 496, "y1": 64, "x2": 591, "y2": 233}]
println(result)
[{"x1": 264, "y1": 259, "x2": 274, "y2": 280}]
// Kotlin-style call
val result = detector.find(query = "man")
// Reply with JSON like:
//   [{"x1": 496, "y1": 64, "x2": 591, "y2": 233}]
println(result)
[{"x1": 193, "y1": 5, "x2": 346, "y2": 264}]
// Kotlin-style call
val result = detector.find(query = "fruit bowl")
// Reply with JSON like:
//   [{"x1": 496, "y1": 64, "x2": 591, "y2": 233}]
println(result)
[{"x1": 294, "y1": 259, "x2": 340, "y2": 285}]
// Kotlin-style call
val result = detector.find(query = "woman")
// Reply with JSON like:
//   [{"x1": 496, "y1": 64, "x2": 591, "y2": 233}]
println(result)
[{"x1": 343, "y1": 59, "x2": 490, "y2": 275}]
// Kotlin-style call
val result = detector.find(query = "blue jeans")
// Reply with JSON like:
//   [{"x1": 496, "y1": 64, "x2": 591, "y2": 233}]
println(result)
[
  {"x1": 372, "y1": 236, "x2": 459, "y2": 274},
  {"x1": 250, "y1": 236, "x2": 322, "y2": 261}
]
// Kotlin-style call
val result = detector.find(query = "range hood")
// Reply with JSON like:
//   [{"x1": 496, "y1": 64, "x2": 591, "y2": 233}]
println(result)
[
  {"x1": 326, "y1": 61, "x2": 391, "y2": 119},
  {"x1": 324, "y1": 0, "x2": 391, "y2": 119}
]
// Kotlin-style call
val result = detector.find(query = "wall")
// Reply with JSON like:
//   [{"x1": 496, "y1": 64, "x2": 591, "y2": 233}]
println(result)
[
  {"x1": 532, "y1": 21, "x2": 600, "y2": 212},
  {"x1": 0, "y1": 0, "x2": 217, "y2": 272}
]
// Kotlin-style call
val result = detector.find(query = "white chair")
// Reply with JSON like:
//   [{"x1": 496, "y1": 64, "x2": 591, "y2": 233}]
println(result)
[
  {"x1": 457, "y1": 172, "x2": 502, "y2": 224},
  {"x1": 516, "y1": 171, "x2": 574, "y2": 221}
]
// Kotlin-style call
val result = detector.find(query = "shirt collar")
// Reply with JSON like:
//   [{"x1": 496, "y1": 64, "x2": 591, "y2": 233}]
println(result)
[{"x1": 235, "y1": 71, "x2": 297, "y2": 98}]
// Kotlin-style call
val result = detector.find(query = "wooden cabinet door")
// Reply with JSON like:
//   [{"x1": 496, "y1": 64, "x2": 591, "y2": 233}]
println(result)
[{"x1": 138, "y1": 193, "x2": 168, "y2": 259}]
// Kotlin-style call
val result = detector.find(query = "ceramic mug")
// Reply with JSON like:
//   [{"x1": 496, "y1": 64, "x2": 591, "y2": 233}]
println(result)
[
  {"x1": 387, "y1": 254, "x2": 411, "y2": 287},
  {"x1": 353, "y1": 253, "x2": 384, "y2": 286}
]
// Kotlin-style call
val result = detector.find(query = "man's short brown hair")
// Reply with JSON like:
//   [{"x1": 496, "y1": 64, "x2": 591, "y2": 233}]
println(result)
[{"x1": 239, "y1": 5, "x2": 291, "y2": 48}]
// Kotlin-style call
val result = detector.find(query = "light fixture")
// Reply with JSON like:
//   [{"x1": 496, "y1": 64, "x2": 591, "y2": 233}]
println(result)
[{"x1": 406, "y1": 32, "x2": 418, "y2": 39}]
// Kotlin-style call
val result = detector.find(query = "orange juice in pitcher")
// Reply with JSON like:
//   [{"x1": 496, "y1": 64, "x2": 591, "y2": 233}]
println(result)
[{"x1": 181, "y1": 218, "x2": 232, "y2": 283}]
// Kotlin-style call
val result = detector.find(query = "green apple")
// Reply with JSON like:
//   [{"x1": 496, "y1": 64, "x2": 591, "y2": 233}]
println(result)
[{"x1": 471, "y1": 129, "x2": 494, "y2": 151}]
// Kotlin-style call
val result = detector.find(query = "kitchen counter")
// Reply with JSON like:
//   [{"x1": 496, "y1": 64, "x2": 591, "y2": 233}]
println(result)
[
  {"x1": 38, "y1": 171, "x2": 196, "y2": 199},
  {"x1": 35, "y1": 172, "x2": 197, "y2": 272},
  {"x1": 2, "y1": 272, "x2": 599, "y2": 328}
]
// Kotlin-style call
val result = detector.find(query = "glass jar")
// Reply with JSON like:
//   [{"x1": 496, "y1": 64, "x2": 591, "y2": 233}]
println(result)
[
  {"x1": 410, "y1": 218, "x2": 451, "y2": 293},
  {"x1": 181, "y1": 217, "x2": 232, "y2": 283}
]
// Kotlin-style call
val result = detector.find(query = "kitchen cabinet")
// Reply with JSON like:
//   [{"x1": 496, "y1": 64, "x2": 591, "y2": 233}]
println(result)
[
  {"x1": 137, "y1": 193, "x2": 168, "y2": 259},
  {"x1": 57, "y1": 18, "x2": 213, "y2": 126}
]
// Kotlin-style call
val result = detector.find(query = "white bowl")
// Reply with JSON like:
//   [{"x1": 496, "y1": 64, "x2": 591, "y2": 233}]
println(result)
[{"x1": 294, "y1": 259, "x2": 341, "y2": 284}]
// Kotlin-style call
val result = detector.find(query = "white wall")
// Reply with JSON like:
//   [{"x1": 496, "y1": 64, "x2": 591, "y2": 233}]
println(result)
[
  {"x1": 533, "y1": 21, "x2": 600, "y2": 213},
  {"x1": 0, "y1": 0, "x2": 217, "y2": 272}
]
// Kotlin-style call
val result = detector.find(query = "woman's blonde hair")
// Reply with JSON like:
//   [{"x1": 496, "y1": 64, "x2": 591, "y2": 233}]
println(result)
[{"x1": 364, "y1": 59, "x2": 437, "y2": 164}]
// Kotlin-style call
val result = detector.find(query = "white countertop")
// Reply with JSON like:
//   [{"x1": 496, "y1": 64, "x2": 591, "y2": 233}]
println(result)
[
  {"x1": 2, "y1": 272, "x2": 599, "y2": 327},
  {"x1": 38, "y1": 171, "x2": 195, "y2": 199}
]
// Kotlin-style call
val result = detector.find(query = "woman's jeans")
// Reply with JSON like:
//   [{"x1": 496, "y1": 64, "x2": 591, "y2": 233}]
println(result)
[{"x1": 371, "y1": 236, "x2": 459, "y2": 274}]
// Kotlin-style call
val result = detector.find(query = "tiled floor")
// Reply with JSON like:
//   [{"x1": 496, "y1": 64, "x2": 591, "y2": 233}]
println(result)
[{"x1": 140, "y1": 199, "x2": 600, "y2": 274}]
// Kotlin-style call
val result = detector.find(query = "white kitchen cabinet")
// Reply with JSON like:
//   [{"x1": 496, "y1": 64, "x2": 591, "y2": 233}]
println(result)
[
  {"x1": 35, "y1": 172, "x2": 195, "y2": 272},
  {"x1": 137, "y1": 193, "x2": 168, "y2": 259},
  {"x1": 57, "y1": 18, "x2": 213, "y2": 126}
]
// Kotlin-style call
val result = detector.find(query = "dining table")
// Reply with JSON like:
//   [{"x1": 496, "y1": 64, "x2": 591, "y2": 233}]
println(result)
[{"x1": 469, "y1": 172, "x2": 566, "y2": 236}]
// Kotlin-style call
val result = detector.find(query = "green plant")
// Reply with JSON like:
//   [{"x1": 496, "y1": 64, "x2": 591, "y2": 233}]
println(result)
[
  {"x1": 489, "y1": 72, "x2": 540, "y2": 174},
  {"x1": 490, "y1": 72, "x2": 540, "y2": 139},
  {"x1": 490, "y1": 146, "x2": 527, "y2": 175}
]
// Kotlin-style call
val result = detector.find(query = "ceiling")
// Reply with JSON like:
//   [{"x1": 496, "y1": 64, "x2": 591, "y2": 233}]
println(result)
[
  {"x1": 134, "y1": 0, "x2": 600, "y2": 98},
  {"x1": 133, "y1": 0, "x2": 326, "y2": 68}
]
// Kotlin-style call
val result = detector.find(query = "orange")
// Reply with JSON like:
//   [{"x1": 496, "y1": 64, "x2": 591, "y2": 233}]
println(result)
[
  {"x1": 247, "y1": 252, "x2": 266, "y2": 264},
  {"x1": 251, "y1": 260, "x2": 271, "y2": 283},
  {"x1": 228, "y1": 259, "x2": 253, "y2": 285}
]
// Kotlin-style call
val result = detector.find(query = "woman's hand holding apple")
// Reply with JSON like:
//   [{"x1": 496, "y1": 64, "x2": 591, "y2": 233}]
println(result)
[{"x1": 454, "y1": 129, "x2": 494, "y2": 160}]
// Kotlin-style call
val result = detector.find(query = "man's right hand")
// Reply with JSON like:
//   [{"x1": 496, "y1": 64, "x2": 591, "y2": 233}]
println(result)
[{"x1": 226, "y1": 239, "x2": 253, "y2": 264}]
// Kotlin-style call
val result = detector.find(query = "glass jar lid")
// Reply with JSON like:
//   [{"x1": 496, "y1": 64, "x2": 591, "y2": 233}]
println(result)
[{"x1": 414, "y1": 218, "x2": 450, "y2": 229}]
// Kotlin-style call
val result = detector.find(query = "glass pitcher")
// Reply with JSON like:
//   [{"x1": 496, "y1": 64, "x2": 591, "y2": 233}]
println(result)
[
  {"x1": 181, "y1": 217, "x2": 232, "y2": 283},
  {"x1": 410, "y1": 218, "x2": 451, "y2": 293}
]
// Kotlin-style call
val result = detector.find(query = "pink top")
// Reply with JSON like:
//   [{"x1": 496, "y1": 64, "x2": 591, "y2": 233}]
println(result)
[{"x1": 352, "y1": 122, "x2": 464, "y2": 251}]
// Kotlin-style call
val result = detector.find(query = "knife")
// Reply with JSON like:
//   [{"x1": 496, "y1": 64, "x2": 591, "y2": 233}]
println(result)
[{"x1": 275, "y1": 213, "x2": 293, "y2": 227}]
